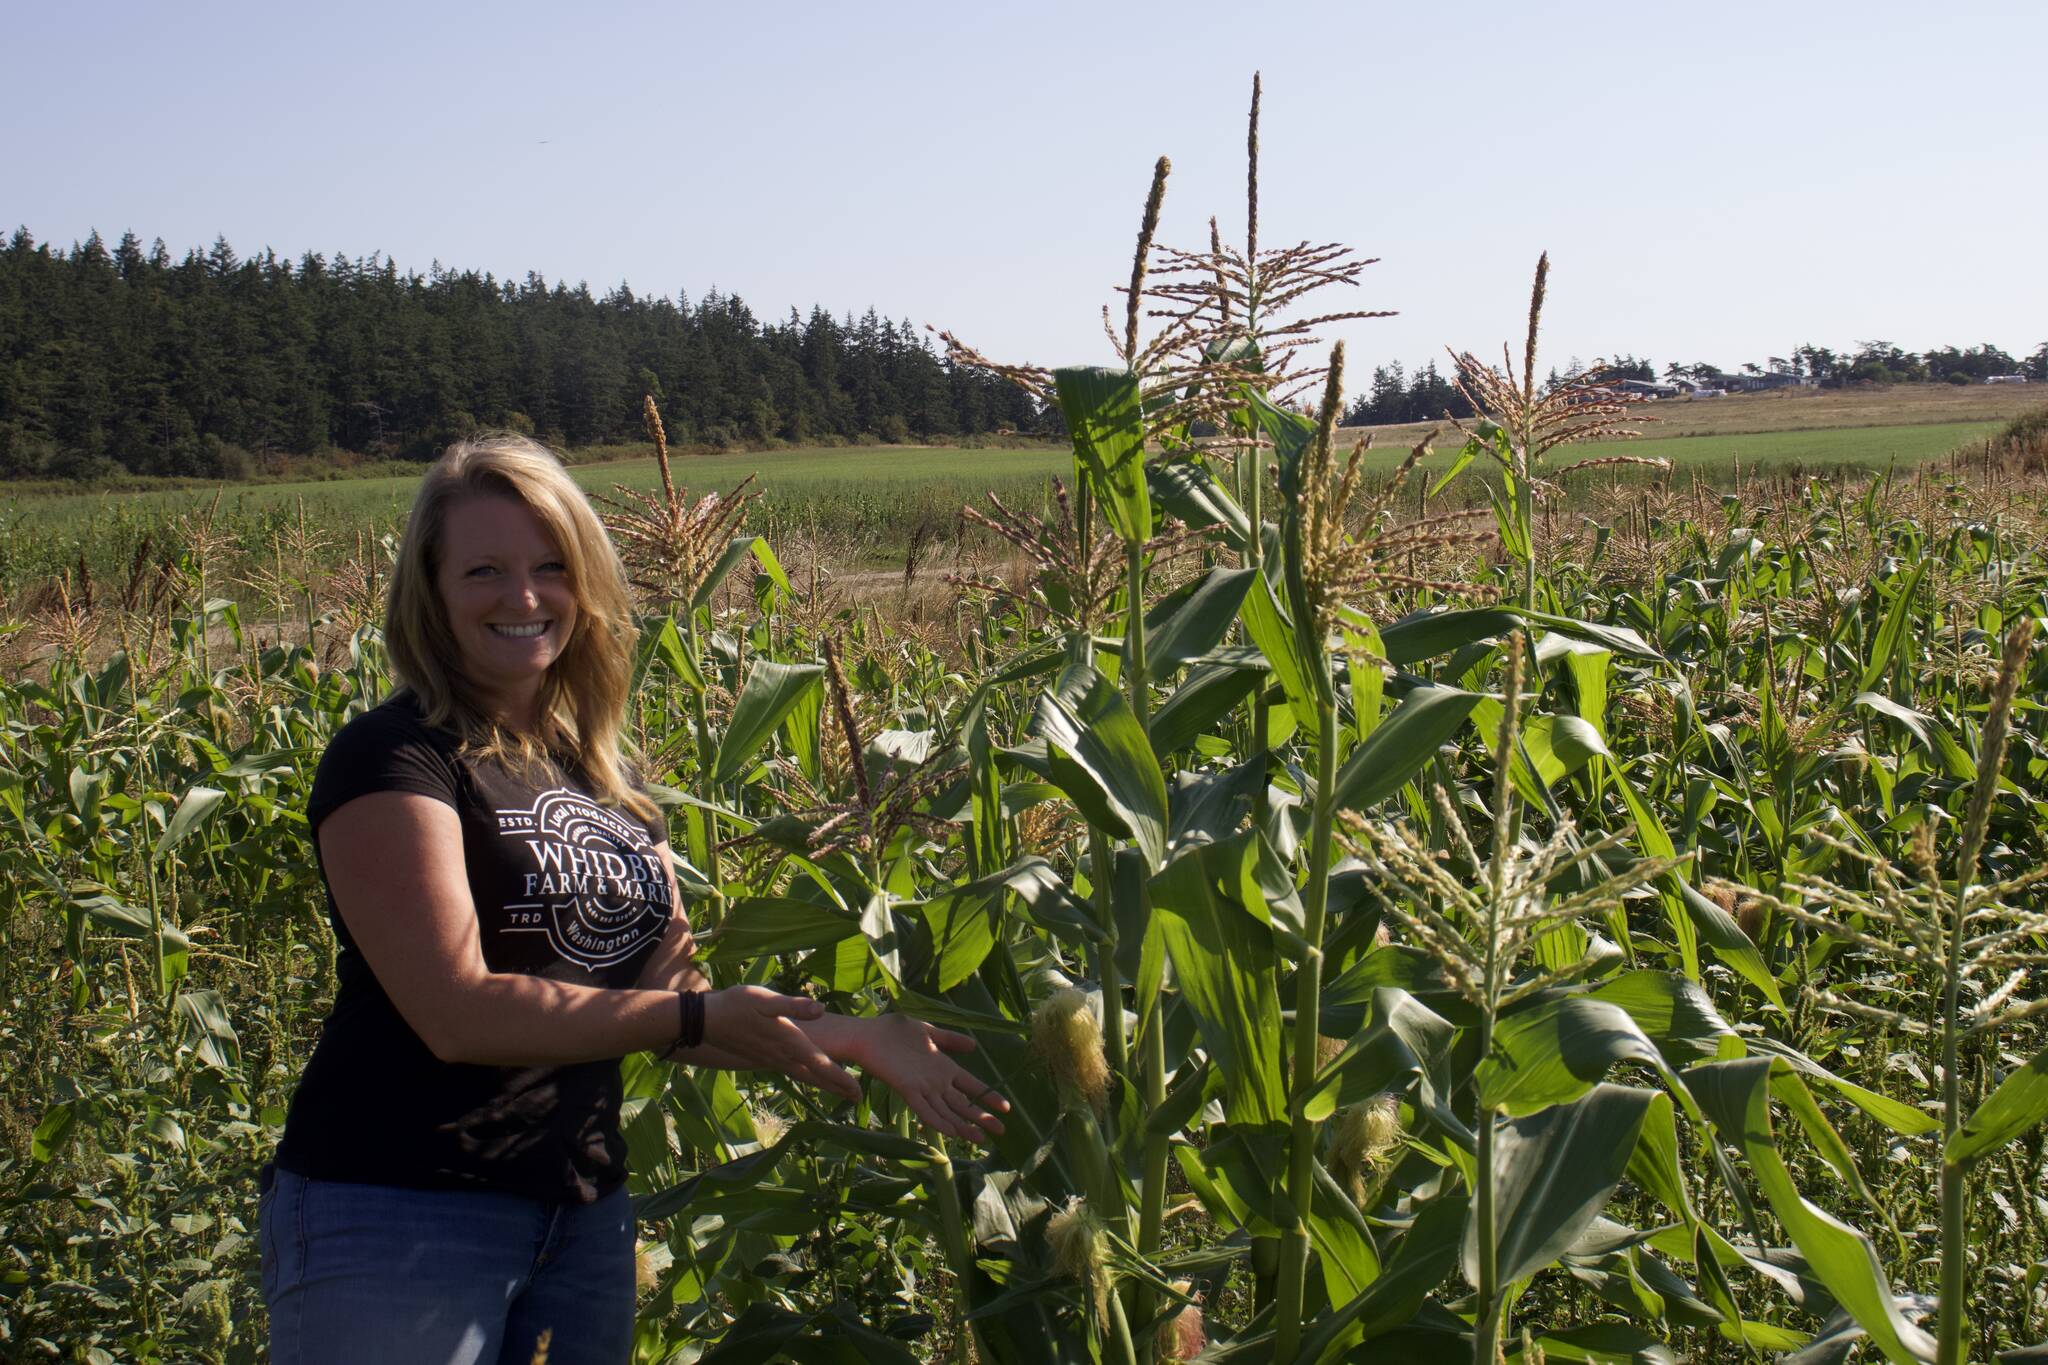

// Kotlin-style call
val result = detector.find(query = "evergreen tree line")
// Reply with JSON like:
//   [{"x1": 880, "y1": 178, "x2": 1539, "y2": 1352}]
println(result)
[
  {"x1": 1342, "y1": 341, "x2": 2047, "y2": 427},
  {"x1": 0, "y1": 227, "x2": 1051, "y2": 480}
]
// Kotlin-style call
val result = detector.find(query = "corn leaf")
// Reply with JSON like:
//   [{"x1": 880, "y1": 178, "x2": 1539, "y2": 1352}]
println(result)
[
  {"x1": 1149, "y1": 457, "x2": 1250, "y2": 547},
  {"x1": 1607, "y1": 755, "x2": 1786, "y2": 1011},
  {"x1": 1305, "y1": 986, "x2": 1455, "y2": 1124},
  {"x1": 1241, "y1": 571, "x2": 1320, "y2": 744},
  {"x1": 1949, "y1": 1045, "x2": 2048, "y2": 1167},
  {"x1": 1150, "y1": 835, "x2": 1287, "y2": 1126},
  {"x1": 1309, "y1": 1161, "x2": 1381, "y2": 1304},
  {"x1": 637, "y1": 613, "x2": 706, "y2": 693},
  {"x1": 1466, "y1": 1083, "x2": 1658, "y2": 1290},
  {"x1": 1151, "y1": 662, "x2": 1261, "y2": 755},
  {"x1": 1146, "y1": 566, "x2": 1256, "y2": 673},
  {"x1": 1748, "y1": 1037, "x2": 1938, "y2": 1138},
  {"x1": 1684, "y1": 1057, "x2": 1936, "y2": 1365},
  {"x1": 703, "y1": 897, "x2": 862, "y2": 961},
  {"x1": 1858, "y1": 559, "x2": 1932, "y2": 693},
  {"x1": 1330, "y1": 684, "x2": 1482, "y2": 813},
  {"x1": 156, "y1": 785, "x2": 226, "y2": 856},
  {"x1": 1475, "y1": 997, "x2": 1672, "y2": 1117},
  {"x1": 1522, "y1": 1322, "x2": 1678, "y2": 1364},
  {"x1": 1053, "y1": 366, "x2": 1149, "y2": 542},
  {"x1": 1296, "y1": 1192, "x2": 1469, "y2": 1363},
  {"x1": 1034, "y1": 664, "x2": 1168, "y2": 869},
  {"x1": 692, "y1": 533, "x2": 770, "y2": 613},
  {"x1": 175, "y1": 989, "x2": 241, "y2": 1072},
  {"x1": 1587, "y1": 971, "x2": 1737, "y2": 1066},
  {"x1": 712, "y1": 660, "x2": 823, "y2": 785}
]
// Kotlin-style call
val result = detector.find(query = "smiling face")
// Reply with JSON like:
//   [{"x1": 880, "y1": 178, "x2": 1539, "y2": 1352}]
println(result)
[{"x1": 435, "y1": 493, "x2": 579, "y2": 723}]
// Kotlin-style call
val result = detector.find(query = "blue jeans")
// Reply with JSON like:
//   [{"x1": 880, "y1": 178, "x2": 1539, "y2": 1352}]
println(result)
[{"x1": 259, "y1": 1164, "x2": 636, "y2": 1365}]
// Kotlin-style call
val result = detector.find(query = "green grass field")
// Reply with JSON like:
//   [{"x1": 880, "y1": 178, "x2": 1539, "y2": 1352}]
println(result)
[
  {"x1": 0, "y1": 413, "x2": 2026, "y2": 595},
  {"x1": 0, "y1": 418, "x2": 2015, "y2": 537}
]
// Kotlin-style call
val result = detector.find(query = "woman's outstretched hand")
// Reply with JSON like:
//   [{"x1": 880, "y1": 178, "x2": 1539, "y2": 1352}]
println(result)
[
  {"x1": 858, "y1": 1014, "x2": 1010, "y2": 1145},
  {"x1": 701, "y1": 985, "x2": 862, "y2": 1102}
]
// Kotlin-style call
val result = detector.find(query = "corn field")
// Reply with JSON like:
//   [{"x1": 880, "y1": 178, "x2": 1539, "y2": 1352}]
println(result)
[{"x1": 5, "y1": 89, "x2": 2048, "y2": 1365}]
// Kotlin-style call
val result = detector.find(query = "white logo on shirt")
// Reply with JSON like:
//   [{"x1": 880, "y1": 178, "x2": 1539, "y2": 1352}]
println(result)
[{"x1": 493, "y1": 789, "x2": 668, "y2": 970}]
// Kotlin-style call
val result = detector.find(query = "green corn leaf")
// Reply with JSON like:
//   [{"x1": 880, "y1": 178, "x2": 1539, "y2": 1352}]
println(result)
[
  {"x1": 638, "y1": 613, "x2": 706, "y2": 692},
  {"x1": 1530, "y1": 713, "x2": 1611, "y2": 783},
  {"x1": 1747, "y1": 1037, "x2": 1938, "y2": 1137},
  {"x1": 68, "y1": 886, "x2": 191, "y2": 950},
  {"x1": 711, "y1": 660, "x2": 823, "y2": 785},
  {"x1": 702, "y1": 897, "x2": 862, "y2": 961},
  {"x1": 30, "y1": 1101, "x2": 79, "y2": 1163},
  {"x1": 1684, "y1": 1057, "x2": 1936, "y2": 1365},
  {"x1": 901, "y1": 861, "x2": 1083, "y2": 992},
  {"x1": 1380, "y1": 606, "x2": 1661, "y2": 667},
  {"x1": 1606, "y1": 755, "x2": 1786, "y2": 1010},
  {"x1": 1305, "y1": 986, "x2": 1456, "y2": 1124},
  {"x1": 176, "y1": 989, "x2": 241, "y2": 1072},
  {"x1": 1151, "y1": 662, "x2": 1261, "y2": 755},
  {"x1": 1146, "y1": 566, "x2": 1256, "y2": 673},
  {"x1": 1034, "y1": 663, "x2": 1168, "y2": 869},
  {"x1": 1858, "y1": 558, "x2": 1931, "y2": 694},
  {"x1": 1927, "y1": 721, "x2": 1978, "y2": 781},
  {"x1": 1522, "y1": 1322, "x2": 1679, "y2": 1364},
  {"x1": 1768, "y1": 1059, "x2": 1906, "y2": 1249},
  {"x1": 890, "y1": 985, "x2": 1029, "y2": 1037},
  {"x1": 1338, "y1": 610, "x2": 1387, "y2": 741},
  {"x1": 1295, "y1": 1192, "x2": 1469, "y2": 1362},
  {"x1": 1308, "y1": 1161, "x2": 1382, "y2": 1304},
  {"x1": 1175, "y1": 1141, "x2": 1260, "y2": 1236},
  {"x1": 155, "y1": 785, "x2": 226, "y2": 857},
  {"x1": 1624, "y1": 1090, "x2": 1698, "y2": 1229},
  {"x1": 1550, "y1": 640, "x2": 1612, "y2": 740},
  {"x1": 1467, "y1": 1083, "x2": 1659, "y2": 1290},
  {"x1": 1330, "y1": 684, "x2": 1482, "y2": 813},
  {"x1": 859, "y1": 890, "x2": 901, "y2": 984},
  {"x1": 1949, "y1": 1045, "x2": 2048, "y2": 1167},
  {"x1": 1427, "y1": 436, "x2": 1482, "y2": 497},
  {"x1": 1676, "y1": 879, "x2": 1785, "y2": 1011},
  {"x1": 782, "y1": 672, "x2": 824, "y2": 785},
  {"x1": 962, "y1": 700, "x2": 1008, "y2": 877},
  {"x1": 1587, "y1": 971, "x2": 1738, "y2": 1066},
  {"x1": 1149, "y1": 457, "x2": 1250, "y2": 547},
  {"x1": 1378, "y1": 606, "x2": 1522, "y2": 665},
  {"x1": 1240, "y1": 571, "x2": 1320, "y2": 742},
  {"x1": 1053, "y1": 366, "x2": 1150, "y2": 542},
  {"x1": 1243, "y1": 386, "x2": 1318, "y2": 498},
  {"x1": 748, "y1": 534, "x2": 793, "y2": 604},
  {"x1": 1475, "y1": 997, "x2": 1672, "y2": 1117},
  {"x1": 1852, "y1": 691, "x2": 1933, "y2": 750},
  {"x1": 691, "y1": 533, "x2": 767, "y2": 612},
  {"x1": 1150, "y1": 834, "x2": 1286, "y2": 1126}
]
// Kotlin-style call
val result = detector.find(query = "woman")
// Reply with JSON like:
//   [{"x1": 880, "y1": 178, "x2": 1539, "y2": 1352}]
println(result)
[{"x1": 261, "y1": 433, "x2": 1006, "y2": 1364}]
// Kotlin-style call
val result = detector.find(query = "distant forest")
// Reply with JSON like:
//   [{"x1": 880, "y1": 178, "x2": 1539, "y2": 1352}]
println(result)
[
  {"x1": 4, "y1": 227, "x2": 2043, "y2": 480},
  {"x1": 0, "y1": 228, "x2": 1049, "y2": 479}
]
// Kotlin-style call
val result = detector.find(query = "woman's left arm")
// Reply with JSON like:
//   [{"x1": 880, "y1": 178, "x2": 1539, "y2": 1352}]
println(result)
[{"x1": 638, "y1": 841, "x2": 1008, "y2": 1143}]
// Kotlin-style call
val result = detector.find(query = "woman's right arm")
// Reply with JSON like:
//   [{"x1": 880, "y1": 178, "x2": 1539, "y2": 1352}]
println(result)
[{"x1": 318, "y1": 790, "x2": 860, "y2": 1100}]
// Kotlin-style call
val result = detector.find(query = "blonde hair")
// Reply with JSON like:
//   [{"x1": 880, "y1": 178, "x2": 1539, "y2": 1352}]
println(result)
[{"x1": 386, "y1": 432, "x2": 654, "y2": 820}]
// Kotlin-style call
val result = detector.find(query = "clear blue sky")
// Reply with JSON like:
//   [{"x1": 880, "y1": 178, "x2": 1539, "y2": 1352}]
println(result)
[{"x1": 8, "y1": 0, "x2": 2044, "y2": 378}]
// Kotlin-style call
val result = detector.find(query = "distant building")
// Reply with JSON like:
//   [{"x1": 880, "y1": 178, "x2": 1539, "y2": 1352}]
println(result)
[
  {"x1": 1986, "y1": 374, "x2": 2030, "y2": 385},
  {"x1": 1725, "y1": 370, "x2": 1810, "y2": 393},
  {"x1": 1615, "y1": 378, "x2": 1679, "y2": 398}
]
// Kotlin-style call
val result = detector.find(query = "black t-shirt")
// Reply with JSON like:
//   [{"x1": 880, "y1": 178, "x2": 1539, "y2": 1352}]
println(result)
[{"x1": 275, "y1": 692, "x2": 672, "y2": 1203}]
